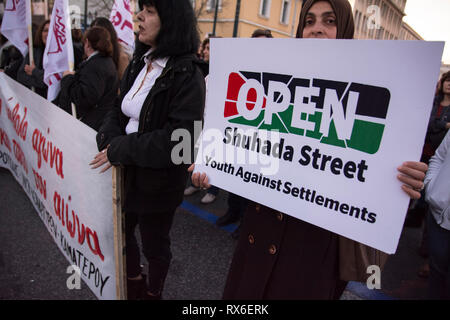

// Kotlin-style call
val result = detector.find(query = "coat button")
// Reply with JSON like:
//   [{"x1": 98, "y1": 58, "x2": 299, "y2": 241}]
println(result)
[
  {"x1": 248, "y1": 234, "x2": 255, "y2": 244},
  {"x1": 277, "y1": 212, "x2": 283, "y2": 221},
  {"x1": 255, "y1": 205, "x2": 261, "y2": 212},
  {"x1": 269, "y1": 245, "x2": 277, "y2": 255}
]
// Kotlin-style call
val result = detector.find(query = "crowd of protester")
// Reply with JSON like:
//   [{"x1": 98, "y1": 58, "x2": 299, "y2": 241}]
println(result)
[{"x1": 0, "y1": 0, "x2": 448, "y2": 300}]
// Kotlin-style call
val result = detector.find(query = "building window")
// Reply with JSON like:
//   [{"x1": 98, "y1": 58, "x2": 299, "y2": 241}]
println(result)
[
  {"x1": 355, "y1": 10, "x2": 362, "y2": 31},
  {"x1": 207, "y1": 0, "x2": 222, "y2": 12},
  {"x1": 260, "y1": 0, "x2": 271, "y2": 18},
  {"x1": 362, "y1": 15, "x2": 368, "y2": 36},
  {"x1": 280, "y1": 0, "x2": 291, "y2": 24}
]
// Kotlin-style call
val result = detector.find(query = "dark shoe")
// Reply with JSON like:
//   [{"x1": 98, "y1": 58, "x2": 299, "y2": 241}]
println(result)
[
  {"x1": 143, "y1": 291, "x2": 162, "y2": 300},
  {"x1": 417, "y1": 263, "x2": 430, "y2": 278},
  {"x1": 216, "y1": 211, "x2": 240, "y2": 227},
  {"x1": 127, "y1": 274, "x2": 147, "y2": 300}
]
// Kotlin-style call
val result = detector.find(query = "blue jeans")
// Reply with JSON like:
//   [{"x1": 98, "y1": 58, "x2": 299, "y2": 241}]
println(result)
[{"x1": 427, "y1": 212, "x2": 450, "y2": 299}]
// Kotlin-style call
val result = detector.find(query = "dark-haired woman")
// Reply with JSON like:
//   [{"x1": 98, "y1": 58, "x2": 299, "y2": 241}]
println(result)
[
  {"x1": 90, "y1": 0, "x2": 205, "y2": 300},
  {"x1": 91, "y1": 17, "x2": 131, "y2": 80},
  {"x1": 17, "y1": 20, "x2": 49, "y2": 98},
  {"x1": 192, "y1": 0, "x2": 428, "y2": 300},
  {"x1": 56, "y1": 26, "x2": 119, "y2": 131}
]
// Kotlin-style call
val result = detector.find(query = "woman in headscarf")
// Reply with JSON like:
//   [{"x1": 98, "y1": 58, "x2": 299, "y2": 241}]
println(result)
[{"x1": 192, "y1": 0, "x2": 428, "y2": 300}]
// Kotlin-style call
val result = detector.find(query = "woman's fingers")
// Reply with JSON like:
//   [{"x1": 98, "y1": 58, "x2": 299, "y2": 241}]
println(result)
[
  {"x1": 90, "y1": 150, "x2": 109, "y2": 169},
  {"x1": 397, "y1": 172, "x2": 424, "y2": 190},
  {"x1": 200, "y1": 173, "x2": 210, "y2": 189},
  {"x1": 401, "y1": 184, "x2": 421, "y2": 200},
  {"x1": 397, "y1": 161, "x2": 427, "y2": 200},
  {"x1": 397, "y1": 161, "x2": 427, "y2": 180},
  {"x1": 99, "y1": 162, "x2": 113, "y2": 173},
  {"x1": 191, "y1": 172, "x2": 210, "y2": 189}
]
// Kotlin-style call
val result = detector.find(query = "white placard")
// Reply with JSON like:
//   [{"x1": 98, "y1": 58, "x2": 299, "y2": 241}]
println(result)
[{"x1": 195, "y1": 38, "x2": 444, "y2": 254}]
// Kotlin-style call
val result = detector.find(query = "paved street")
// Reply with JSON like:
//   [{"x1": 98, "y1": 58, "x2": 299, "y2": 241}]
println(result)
[{"x1": 0, "y1": 167, "x2": 428, "y2": 300}]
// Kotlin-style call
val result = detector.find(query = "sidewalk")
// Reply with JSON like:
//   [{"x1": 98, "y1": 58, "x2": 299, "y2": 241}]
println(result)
[
  {"x1": 183, "y1": 188, "x2": 430, "y2": 300},
  {"x1": 1, "y1": 167, "x2": 430, "y2": 300}
]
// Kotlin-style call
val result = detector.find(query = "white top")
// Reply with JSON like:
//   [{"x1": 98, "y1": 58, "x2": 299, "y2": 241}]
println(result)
[
  {"x1": 121, "y1": 49, "x2": 168, "y2": 134},
  {"x1": 86, "y1": 51, "x2": 99, "y2": 61},
  {"x1": 425, "y1": 130, "x2": 450, "y2": 230}
]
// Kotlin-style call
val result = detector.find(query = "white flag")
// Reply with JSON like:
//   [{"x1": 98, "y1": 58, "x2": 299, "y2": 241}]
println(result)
[
  {"x1": 43, "y1": 0, "x2": 74, "y2": 101},
  {"x1": 110, "y1": 0, "x2": 135, "y2": 50},
  {"x1": 0, "y1": 0, "x2": 31, "y2": 56}
]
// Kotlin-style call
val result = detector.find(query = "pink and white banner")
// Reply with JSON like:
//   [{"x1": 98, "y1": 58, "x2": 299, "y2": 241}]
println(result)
[
  {"x1": 0, "y1": 0, "x2": 31, "y2": 56},
  {"x1": 43, "y1": 0, "x2": 74, "y2": 101},
  {"x1": 110, "y1": 0, "x2": 135, "y2": 49},
  {"x1": 0, "y1": 73, "x2": 117, "y2": 299}
]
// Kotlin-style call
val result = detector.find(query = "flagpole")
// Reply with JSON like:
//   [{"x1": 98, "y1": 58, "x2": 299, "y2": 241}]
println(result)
[
  {"x1": 64, "y1": 0, "x2": 77, "y2": 118},
  {"x1": 25, "y1": 0, "x2": 35, "y2": 92},
  {"x1": 26, "y1": 0, "x2": 33, "y2": 65}
]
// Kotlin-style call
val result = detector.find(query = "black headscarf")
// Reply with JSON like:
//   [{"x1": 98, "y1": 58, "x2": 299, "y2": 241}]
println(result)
[{"x1": 296, "y1": 0, "x2": 355, "y2": 39}]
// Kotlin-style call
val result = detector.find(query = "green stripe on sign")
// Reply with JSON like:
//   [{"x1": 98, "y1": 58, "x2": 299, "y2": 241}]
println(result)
[
  {"x1": 346, "y1": 120, "x2": 385, "y2": 154},
  {"x1": 228, "y1": 110, "x2": 265, "y2": 127}
]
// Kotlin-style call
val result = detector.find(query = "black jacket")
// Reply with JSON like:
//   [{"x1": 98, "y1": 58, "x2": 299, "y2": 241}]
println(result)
[
  {"x1": 1, "y1": 44, "x2": 24, "y2": 80},
  {"x1": 17, "y1": 46, "x2": 47, "y2": 98},
  {"x1": 57, "y1": 54, "x2": 119, "y2": 131},
  {"x1": 97, "y1": 52, "x2": 205, "y2": 212},
  {"x1": 426, "y1": 95, "x2": 450, "y2": 152}
]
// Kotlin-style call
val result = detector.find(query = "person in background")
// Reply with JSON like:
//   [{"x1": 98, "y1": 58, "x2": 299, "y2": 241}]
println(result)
[
  {"x1": 251, "y1": 28, "x2": 273, "y2": 38},
  {"x1": 184, "y1": 36, "x2": 219, "y2": 204},
  {"x1": 56, "y1": 26, "x2": 119, "y2": 131},
  {"x1": 0, "y1": 17, "x2": 24, "y2": 80},
  {"x1": 17, "y1": 20, "x2": 49, "y2": 98},
  {"x1": 192, "y1": 0, "x2": 428, "y2": 299},
  {"x1": 406, "y1": 71, "x2": 450, "y2": 277},
  {"x1": 71, "y1": 28, "x2": 85, "y2": 70},
  {"x1": 215, "y1": 28, "x2": 274, "y2": 238},
  {"x1": 424, "y1": 130, "x2": 450, "y2": 299},
  {"x1": 90, "y1": 0, "x2": 205, "y2": 300},
  {"x1": 91, "y1": 17, "x2": 132, "y2": 80}
]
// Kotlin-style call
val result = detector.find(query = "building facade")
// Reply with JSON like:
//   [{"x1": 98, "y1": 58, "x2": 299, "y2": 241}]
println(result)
[
  {"x1": 348, "y1": 0, "x2": 422, "y2": 40},
  {"x1": 194, "y1": 0, "x2": 422, "y2": 41},
  {"x1": 193, "y1": 0, "x2": 303, "y2": 40}
]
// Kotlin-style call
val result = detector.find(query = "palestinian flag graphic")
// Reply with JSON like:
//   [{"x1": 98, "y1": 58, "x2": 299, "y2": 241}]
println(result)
[{"x1": 223, "y1": 71, "x2": 391, "y2": 154}]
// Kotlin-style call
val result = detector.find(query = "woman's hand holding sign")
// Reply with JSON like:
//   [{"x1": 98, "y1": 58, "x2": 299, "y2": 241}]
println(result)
[
  {"x1": 90, "y1": 146, "x2": 112, "y2": 173},
  {"x1": 188, "y1": 164, "x2": 210, "y2": 189},
  {"x1": 397, "y1": 161, "x2": 427, "y2": 199}
]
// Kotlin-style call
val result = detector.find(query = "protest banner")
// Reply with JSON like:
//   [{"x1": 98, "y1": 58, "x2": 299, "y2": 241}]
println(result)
[
  {"x1": 195, "y1": 38, "x2": 444, "y2": 254},
  {"x1": 0, "y1": 72, "x2": 124, "y2": 299}
]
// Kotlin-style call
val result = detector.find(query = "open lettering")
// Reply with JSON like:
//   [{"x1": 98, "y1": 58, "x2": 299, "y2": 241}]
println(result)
[{"x1": 225, "y1": 72, "x2": 390, "y2": 155}]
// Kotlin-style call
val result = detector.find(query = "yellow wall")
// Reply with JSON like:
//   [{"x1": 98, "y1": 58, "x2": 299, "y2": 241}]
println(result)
[{"x1": 195, "y1": 0, "x2": 303, "y2": 40}]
